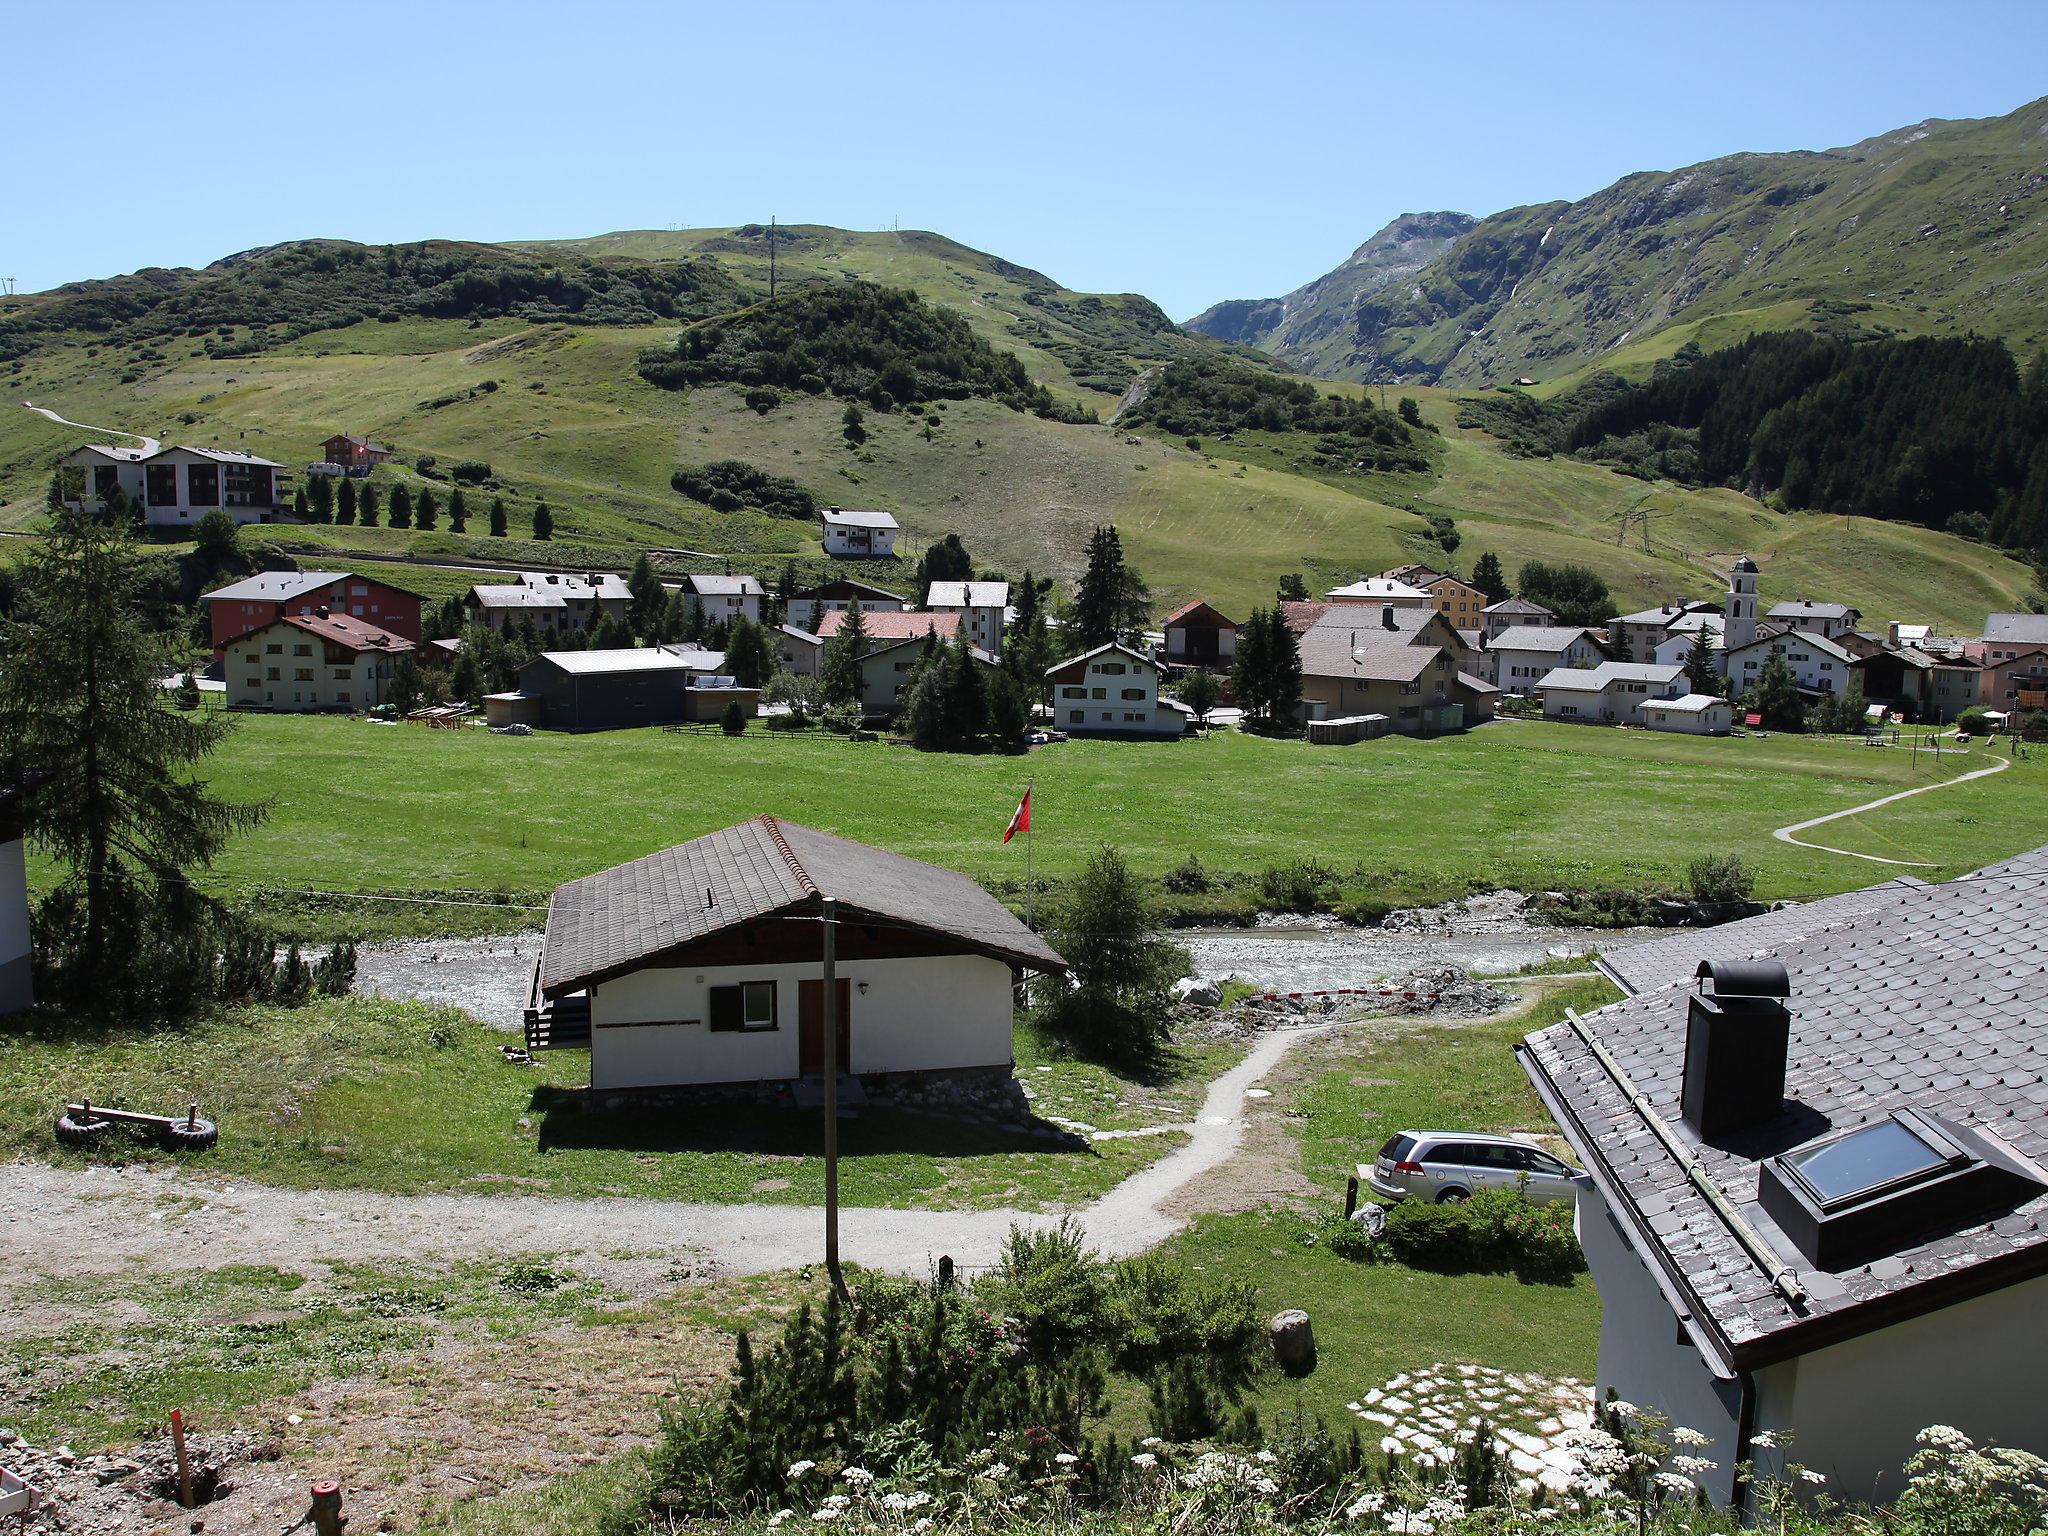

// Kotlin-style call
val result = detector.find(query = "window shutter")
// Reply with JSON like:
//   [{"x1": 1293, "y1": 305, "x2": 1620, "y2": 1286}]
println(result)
[{"x1": 709, "y1": 986, "x2": 741, "y2": 1031}]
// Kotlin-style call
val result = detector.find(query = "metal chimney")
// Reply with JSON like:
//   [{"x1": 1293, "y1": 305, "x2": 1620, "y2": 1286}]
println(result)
[
  {"x1": 1381, "y1": 604, "x2": 1397, "y2": 631},
  {"x1": 1681, "y1": 959, "x2": 1792, "y2": 1140}
]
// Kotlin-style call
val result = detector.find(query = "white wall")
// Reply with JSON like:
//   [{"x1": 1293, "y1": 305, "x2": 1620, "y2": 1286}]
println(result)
[
  {"x1": 1497, "y1": 637, "x2": 1601, "y2": 688},
  {"x1": 0, "y1": 837, "x2": 30, "y2": 1014},
  {"x1": 588, "y1": 952, "x2": 1016, "y2": 1089},
  {"x1": 1052, "y1": 653, "x2": 1180, "y2": 735},
  {"x1": 224, "y1": 622, "x2": 401, "y2": 711},
  {"x1": 1757, "y1": 1271, "x2": 2048, "y2": 1503},
  {"x1": 1643, "y1": 704, "x2": 1731, "y2": 735},
  {"x1": 1728, "y1": 636, "x2": 1848, "y2": 695},
  {"x1": 1580, "y1": 1187, "x2": 1745, "y2": 1504}
]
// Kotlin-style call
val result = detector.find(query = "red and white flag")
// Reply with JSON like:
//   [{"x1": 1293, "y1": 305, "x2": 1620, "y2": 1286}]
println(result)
[{"x1": 1003, "y1": 787, "x2": 1031, "y2": 844}]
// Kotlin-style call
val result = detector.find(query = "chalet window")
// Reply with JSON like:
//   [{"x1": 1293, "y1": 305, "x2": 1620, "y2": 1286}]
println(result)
[
  {"x1": 266, "y1": 667, "x2": 280, "y2": 680},
  {"x1": 1124, "y1": 711, "x2": 1146, "y2": 722},
  {"x1": 1061, "y1": 686, "x2": 1086, "y2": 700},
  {"x1": 267, "y1": 643, "x2": 283, "y2": 655},
  {"x1": 293, "y1": 644, "x2": 312, "y2": 657},
  {"x1": 295, "y1": 668, "x2": 314, "y2": 682},
  {"x1": 244, "y1": 677, "x2": 259, "y2": 688},
  {"x1": 146, "y1": 463, "x2": 178, "y2": 506},
  {"x1": 1069, "y1": 710, "x2": 1084, "y2": 723},
  {"x1": 336, "y1": 691, "x2": 350, "y2": 704},
  {"x1": 333, "y1": 668, "x2": 352, "y2": 680},
  {"x1": 1096, "y1": 662, "x2": 1126, "y2": 675},
  {"x1": 709, "y1": 980, "x2": 777, "y2": 1032},
  {"x1": 1401, "y1": 682, "x2": 1421, "y2": 695},
  {"x1": 186, "y1": 462, "x2": 219, "y2": 504},
  {"x1": 1121, "y1": 688, "x2": 1146, "y2": 701}
]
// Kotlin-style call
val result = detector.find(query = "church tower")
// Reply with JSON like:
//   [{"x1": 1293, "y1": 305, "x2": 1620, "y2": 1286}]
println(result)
[{"x1": 1722, "y1": 555, "x2": 1759, "y2": 669}]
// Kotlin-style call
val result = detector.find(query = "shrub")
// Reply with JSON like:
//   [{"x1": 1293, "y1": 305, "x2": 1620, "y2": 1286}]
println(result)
[
  {"x1": 1161, "y1": 855, "x2": 1210, "y2": 894},
  {"x1": 448, "y1": 460, "x2": 492, "y2": 483},
  {"x1": 1382, "y1": 1189, "x2": 1583, "y2": 1280},
  {"x1": 671, "y1": 460, "x2": 817, "y2": 520},
  {"x1": 744, "y1": 387, "x2": 781, "y2": 414},
  {"x1": 1686, "y1": 852, "x2": 1754, "y2": 905},
  {"x1": 1259, "y1": 858, "x2": 1331, "y2": 912},
  {"x1": 1383, "y1": 1199, "x2": 1474, "y2": 1269},
  {"x1": 720, "y1": 701, "x2": 748, "y2": 735},
  {"x1": 1958, "y1": 706, "x2": 1995, "y2": 736}
]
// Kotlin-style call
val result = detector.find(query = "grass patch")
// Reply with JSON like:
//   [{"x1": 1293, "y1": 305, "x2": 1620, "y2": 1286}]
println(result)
[
  {"x1": 4, "y1": 1255, "x2": 608, "y2": 1449},
  {"x1": 0, "y1": 999, "x2": 1227, "y2": 1211}
]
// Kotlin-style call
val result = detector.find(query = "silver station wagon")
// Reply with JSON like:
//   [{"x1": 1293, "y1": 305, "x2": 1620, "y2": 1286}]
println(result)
[{"x1": 1365, "y1": 1130, "x2": 1583, "y2": 1205}]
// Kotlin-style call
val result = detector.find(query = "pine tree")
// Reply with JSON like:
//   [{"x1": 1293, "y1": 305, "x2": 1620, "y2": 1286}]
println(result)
[
  {"x1": 1276, "y1": 573, "x2": 1309, "y2": 603},
  {"x1": 293, "y1": 486, "x2": 310, "y2": 522},
  {"x1": 358, "y1": 484, "x2": 381, "y2": 527},
  {"x1": 336, "y1": 478, "x2": 357, "y2": 525},
  {"x1": 1072, "y1": 525, "x2": 1148, "y2": 648},
  {"x1": 307, "y1": 476, "x2": 333, "y2": 524},
  {"x1": 914, "y1": 532, "x2": 973, "y2": 600},
  {"x1": 1232, "y1": 606, "x2": 1273, "y2": 725},
  {"x1": 627, "y1": 555, "x2": 664, "y2": 638},
  {"x1": 1683, "y1": 629, "x2": 1719, "y2": 694},
  {"x1": 1749, "y1": 651, "x2": 1805, "y2": 732},
  {"x1": 725, "y1": 615, "x2": 773, "y2": 687},
  {"x1": 1470, "y1": 551, "x2": 1509, "y2": 604},
  {"x1": 820, "y1": 599, "x2": 868, "y2": 709},
  {"x1": 533, "y1": 500, "x2": 553, "y2": 541},
  {"x1": 489, "y1": 496, "x2": 508, "y2": 537},
  {"x1": 1267, "y1": 608, "x2": 1302, "y2": 726},
  {"x1": 415, "y1": 486, "x2": 438, "y2": 531},
  {"x1": 388, "y1": 485, "x2": 413, "y2": 530},
  {"x1": 941, "y1": 640, "x2": 988, "y2": 748},
  {"x1": 447, "y1": 487, "x2": 467, "y2": 533},
  {"x1": 0, "y1": 511, "x2": 265, "y2": 994}
]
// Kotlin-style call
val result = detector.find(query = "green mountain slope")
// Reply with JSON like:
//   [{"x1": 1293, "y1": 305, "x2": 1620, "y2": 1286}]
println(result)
[
  {"x1": 1188, "y1": 96, "x2": 2048, "y2": 385},
  {"x1": 0, "y1": 228, "x2": 2035, "y2": 633}
]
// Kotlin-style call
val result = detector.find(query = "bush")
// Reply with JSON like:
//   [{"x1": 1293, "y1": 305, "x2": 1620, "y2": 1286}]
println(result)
[
  {"x1": 1685, "y1": 852, "x2": 1754, "y2": 904},
  {"x1": 1161, "y1": 854, "x2": 1210, "y2": 894},
  {"x1": 1958, "y1": 706, "x2": 1995, "y2": 736},
  {"x1": 1382, "y1": 1189, "x2": 1583, "y2": 1280},
  {"x1": 1383, "y1": 1199, "x2": 1475, "y2": 1269},
  {"x1": 744, "y1": 387, "x2": 781, "y2": 414},
  {"x1": 1259, "y1": 858, "x2": 1331, "y2": 912},
  {"x1": 671, "y1": 460, "x2": 817, "y2": 520},
  {"x1": 448, "y1": 460, "x2": 492, "y2": 483},
  {"x1": 721, "y1": 701, "x2": 748, "y2": 736}
]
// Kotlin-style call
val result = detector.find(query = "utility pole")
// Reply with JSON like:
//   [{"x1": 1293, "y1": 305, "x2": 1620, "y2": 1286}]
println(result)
[
  {"x1": 769, "y1": 215, "x2": 778, "y2": 301},
  {"x1": 821, "y1": 894, "x2": 846, "y2": 1298}
]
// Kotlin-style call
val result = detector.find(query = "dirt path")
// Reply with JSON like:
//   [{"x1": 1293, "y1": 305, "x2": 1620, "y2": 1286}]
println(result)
[
  {"x1": 20, "y1": 400, "x2": 159, "y2": 454},
  {"x1": 1773, "y1": 750, "x2": 2009, "y2": 866}
]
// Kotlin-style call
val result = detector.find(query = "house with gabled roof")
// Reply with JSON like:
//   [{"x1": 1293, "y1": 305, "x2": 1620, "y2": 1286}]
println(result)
[
  {"x1": 679, "y1": 572, "x2": 765, "y2": 624},
  {"x1": 1724, "y1": 629, "x2": 1856, "y2": 700},
  {"x1": 223, "y1": 610, "x2": 415, "y2": 712},
  {"x1": 925, "y1": 580, "x2": 1009, "y2": 656},
  {"x1": 201, "y1": 569, "x2": 423, "y2": 658},
  {"x1": 1489, "y1": 624, "x2": 1608, "y2": 692},
  {"x1": 1161, "y1": 599, "x2": 1237, "y2": 670},
  {"x1": 787, "y1": 579, "x2": 911, "y2": 628},
  {"x1": 524, "y1": 816, "x2": 1065, "y2": 1086},
  {"x1": 820, "y1": 507, "x2": 899, "y2": 557},
  {"x1": 60, "y1": 442, "x2": 289, "y2": 527},
  {"x1": 1767, "y1": 599, "x2": 1861, "y2": 639},
  {"x1": 1481, "y1": 596, "x2": 1557, "y2": 640},
  {"x1": 1519, "y1": 847, "x2": 2048, "y2": 1506},
  {"x1": 1296, "y1": 604, "x2": 1495, "y2": 733},
  {"x1": 859, "y1": 634, "x2": 998, "y2": 719},
  {"x1": 1534, "y1": 661, "x2": 1690, "y2": 725},
  {"x1": 1046, "y1": 641, "x2": 1183, "y2": 736}
]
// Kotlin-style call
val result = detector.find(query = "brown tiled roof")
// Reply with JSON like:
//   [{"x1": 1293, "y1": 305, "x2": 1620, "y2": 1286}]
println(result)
[
  {"x1": 815, "y1": 609, "x2": 961, "y2": 642},
  {"x1": 1522, "y1": 845, "x2": 2048, "y2": 1374},
  {"x1": 277, "y1": 613, "x2": 414, "y2": 654},
  {"x1": 538, "y1": 816, "x2": 1063, "y2": 996},
  {"x1": 1162, "y1": 599, "x2": 1236, "y2": 629},
  {"x1": 1279, "y1": 600, "x2": 1332, "y2": 636}
]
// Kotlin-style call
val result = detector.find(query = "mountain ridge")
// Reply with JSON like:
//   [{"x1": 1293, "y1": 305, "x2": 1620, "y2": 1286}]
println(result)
[{"x1": 1185, "y1": 95, "x2": 2048, "y2": 385}]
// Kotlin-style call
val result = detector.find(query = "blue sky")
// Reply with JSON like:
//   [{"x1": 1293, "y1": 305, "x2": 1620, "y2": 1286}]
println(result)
[{"x1": 6, "y1": 0, "x2": 2045, "y2": 318}]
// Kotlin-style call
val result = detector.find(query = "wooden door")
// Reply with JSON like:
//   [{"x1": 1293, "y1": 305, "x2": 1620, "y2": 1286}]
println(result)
[{"x1": 798, "y1": 979, "x2": 852, "y2": 1076}]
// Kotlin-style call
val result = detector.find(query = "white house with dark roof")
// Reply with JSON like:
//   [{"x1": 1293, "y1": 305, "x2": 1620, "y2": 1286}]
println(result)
[
  {"x1": 679, "y1": 572, "x2": 765, "y2": 624},
  {"x1": 1638, "y1": 693, "x2": 1734, "y2": 734},
  {"x1": 467, "y1": 571, "x2": 631, "y2": 634},
  {"x1": 224, "y1": 611, "x2": 415, "y2": 712},
  {"x1": 1647, "y1": 611, "x2": 1724, "y2": 669},
  {"x1": 524, "y1": 816, "x2": 1065, "y2": 1087},
  {"x1": 788, "y1": 579, "x2": 910, "y2": 625},
  {"x1": 1534, "y1": 661, "x2": 1690, "y2": 725},
  {"x1": 1519, "y1": 847, "x2": 2048, "y2": 1507},
  {"x1": 1767, "y1": 599, "x2": 1860, "y2": 639},
  {"x1": 1725, "y1": 629, "x2": 1856, "y2": 698},
  {"x1": 819, "y1": 507, "x2": 899, "y2": 558},
  {"x1": 1046, "y1": 641, "x2": 1182, "y2": 736},
  {"x1": 1490, "y1": 625, "x2": 1608, "y2": 693},
  {"x1": 1612, "y1": 600, "x2": 1719, "y2": 664},
  {"x1": 925, "y1": 580, "x2": 1009, "y2": 657},
  {"x1": 60, "y1": 442, "x2": 288, "y2": 527},
  {"x1": 776, "y1": 623, "x2": 824, "y2": 678},
  {"x1": 1481, "y1": 596, "x2": 1557, "y2": 640},
  {"x1": 858, "y1": 635, "x2": 997, "y2": 719}
]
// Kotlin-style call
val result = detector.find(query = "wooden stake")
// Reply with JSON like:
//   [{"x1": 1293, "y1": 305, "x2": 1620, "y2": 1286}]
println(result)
[
  {"x1": 169, "y1": 1408, "x2": 193, "y2": 1509},
  {"x1": 821, "y1": 896, "x2": 846, "y2": 1299}
]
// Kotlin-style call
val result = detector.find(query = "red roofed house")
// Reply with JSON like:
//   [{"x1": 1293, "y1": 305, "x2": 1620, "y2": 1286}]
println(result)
[
  {"x1": 322, "y1": 434, "x2": 393, "y2": 473},
  {"x1": 1161, "y1": 600, "x2": 1237, "y2": 669},
  {"x1": 224, "y1": 610, "x2": 417, "y2": 712},
  {"x1": 814, "y1": 609, "x2": 963, "y2": 645},
  {"x1": 201, "y1": 570, "x2": 424, "y2": 661}
]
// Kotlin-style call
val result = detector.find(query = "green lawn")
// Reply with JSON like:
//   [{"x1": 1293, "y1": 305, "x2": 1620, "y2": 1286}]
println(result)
[
  {"x1": 87, "y1": 714, "x2": 2048, "y2": 943},
  {"x1": 0, "y1": 999, "x2": 1228, "y2": 1212}
]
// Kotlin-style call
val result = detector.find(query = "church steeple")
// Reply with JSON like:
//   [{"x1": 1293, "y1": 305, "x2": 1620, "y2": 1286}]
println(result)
[{"x1": 1722, "y1": 556, "x2": 1759, "y2": 666}]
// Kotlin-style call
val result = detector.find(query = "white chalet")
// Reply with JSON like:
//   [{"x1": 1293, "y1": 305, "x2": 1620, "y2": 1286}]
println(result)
[
  {"x1": 525, "y1": 817, "x2": 1065, "y2": 1090},
  {"x1": 1046, "y1": 642, "x2": 1183, "y2": 736},
  {"x1": 1535, "y1": 661, "x2": 1690, "y2": 725},
  {"x1": 925, "y1": 580, "x2": 1009, "y2": 656},
  {"x1": 61, "y1": 443, "x2": 289, "y2": 527},
  {"x1": 1725, "y1": 630, "x2": 1856, "y2": 698},
  {"x1": 1490, "y1": 625, "x2": 1608, "y2": 692},
  {"x1": 820, "y1": 507, "x2": 899, "y2": 558},
  {"x1": 679, "y1": 573, "x2": 765, "y2": 624}
]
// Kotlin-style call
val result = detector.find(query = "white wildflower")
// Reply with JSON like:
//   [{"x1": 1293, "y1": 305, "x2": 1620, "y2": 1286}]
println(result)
[
  {"x1": 1750, "y1": 1430, "x2": 1780, "y2": 1450},
  {"x1": 1672, "y1": 1456, "x2": 1717, "y2": 1477},
  {"x1": 977, "y1": 1462, "x2": 1010, "y2": 1482},
  {"x1": 879, "y1": 1491, "x2": 932, "y2": 1512},
  {"x1": 811, "y1": 1509, "x2": 841, "y2": 1524},
  {"x1": 1605, "y1": 1401, "x2": 1639, "y2": 1419},
  {"x1": 1670, "y1": 1427, "x2": 1712, "y2": 1448},
  {"x1": 1345, "y1": 1490, "x2": 1387, "y2": 1521},
  {"x1": 787, "y1": 1461, "x2": 818, "y2": 1482},
  {"x1": 1917, "y1": 1425, "x2": 1972, "y2": 1452},
  {"x1": 1654, "y1": 1473, "x2": 1693, "y2": 1496},
  {"x1": 841, "y1": 1467, "x2": 875, "y2": 1487},
  {"x1": 768, "y1": 1512, "x2": 795, "y2": 1529},
  {"x1": 1800, "y1": 1469, "x2": 1827, "y2": 1485},
  {"x1": 1130, "y1": 1452, "x2": 1158, "y2": 1469},
  {"x1": 907, "y1": 1523, "x2": 935, "y2": 1536},
  {"x1": 1140, "y1": 1437, "x2": 1164, "y2": 1448},
  {"x1": 1053, "y1": 1452, "x2": 1079, "y2": 1466},
  {"x1": 1255, "y1": 1449, "x2": 1277, "y2": 1464}
]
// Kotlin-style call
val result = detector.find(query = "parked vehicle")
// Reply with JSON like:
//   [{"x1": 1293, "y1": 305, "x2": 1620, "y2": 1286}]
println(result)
[{"x1": 1365, "y1": 1130, "x2": 1582, "y2": 1206}]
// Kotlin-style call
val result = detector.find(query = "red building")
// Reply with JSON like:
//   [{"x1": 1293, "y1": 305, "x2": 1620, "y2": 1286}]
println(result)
[
  {"x1": 320, "y1": 434, "x2": 392, "y2": 472},
  {"x1": 201, "y1": 570, "x2": 424, "y2": 659}
]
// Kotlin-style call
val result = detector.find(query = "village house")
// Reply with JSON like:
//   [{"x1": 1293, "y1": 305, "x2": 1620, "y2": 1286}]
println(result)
[
  {"x1": 1520, "y1": 848, "x2": 2048, "y2": 1505},
  {"x1": 1612, "y1": 600, "x2": 1720, "y2": 664},
  {"x1": 60, "y1": 443, "x2": 289, "y2": 527},
  {"x1": 1480, "y1": 596, "x2": 1556, "y2": 640},
  {"x1": 488, "y1": 648, "x2": 743, "y2": 732},
  {"x1": 1325, "y1": 576, "x2": 1433, "y2": 609},
  {"x1": 522, "y1": 816, "x2": 1065, "y2": 1088},
  {"x1": 1534, "y1": 661, "x2": 1691, "y2": 725},
  {"x1": 815, "y1": 608, "x2": 962, "y2": 648},
  {"x1": 679, "y1": 573, "x2": 766, "y2": 625},
  {"x1": 317, "y1": 433, "x2": 392, "y2": 474},
  {"x1": 1489, "y1": 625, "x2": 1608, "y2": 693},
  {"x1": 1045, "y1": 641, "x2": 1183, "y2": 737},
  {"x1": 1983, "y1": 612, "x2": 2048, "y2": 651},
  {"x1": 466, "y1": 571, "x2": 632, "y2": 634},
  {"x1": 1648, "y1": 611, "x2": 1724, "y2": 668},
  {"x1": 819, "y1": 507, "x2": 899, "y2": 558},
  {"x1": 1767, "y1": 599, "x2": 1861, "y2": 639},
  {"x1": 224, "y1": 610, "x2": 415, "y2": 712},
  {"x1": 924, "y1": 580, "x2": 1009, "y2": 657},
  {"x1": 1966, "y1": 642, "x2": 2048, "y2": 713},
  {"x1": 1160, "y1": 600, "x2": 1238, "y2": 671},
  {"x1": 1382, "y1": 566, "x2": 1490, "y2": 630},
  {"x1": 776, "y1": 624, "x2": 824, "y2": 678},
  {"x1": 860, "y1": 635, "x2": 998, "y2": 719},
  {"x1": 0, "y1": 778, "x2": 33, "y2": 1015},
  {"x1": 787, "y1": 579, "x2": 910, "y2": 627},
  {"x1": 1724, "y1": 629, "x2": 1856, "y2": 699},
  {"x1": 1295, "y1": 605, "x2": 1496, "y2": 734},
  {"x1": 1638, "y1": 693, "x2": 1735, "y2": 734},
  {"x1": 201, "y1": 570, "x2": 423, "y2": 660}
]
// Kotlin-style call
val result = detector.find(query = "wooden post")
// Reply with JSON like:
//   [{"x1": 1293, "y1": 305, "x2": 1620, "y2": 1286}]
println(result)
[
  {"x1": 822, "y1": 896, "x2": 846, "y2": 1299},
  {"x1": 1344, "y1": 1174, "x2": 1359, "y2": 1219},
  {"x1": 169, "y1": 1409, "x2": 193, "y2": 1509}
]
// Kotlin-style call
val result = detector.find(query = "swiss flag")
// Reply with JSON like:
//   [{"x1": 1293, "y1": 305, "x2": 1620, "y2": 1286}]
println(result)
[{"x1": 1003, "y1": 787, "x2": 1031, "y2": 844}]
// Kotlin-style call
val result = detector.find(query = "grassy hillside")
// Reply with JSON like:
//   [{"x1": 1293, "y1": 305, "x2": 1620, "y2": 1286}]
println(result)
[
  {"x1": 1190, "y1": 95, "x2": 2048, "y2": 386},
  {"x1": 0, "y1": 228, "x2": 2034, "y2": 631}
]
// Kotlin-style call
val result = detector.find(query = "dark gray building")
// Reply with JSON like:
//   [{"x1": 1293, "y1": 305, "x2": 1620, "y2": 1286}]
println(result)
[{"x1": 512, "y1": 650, "x2": 697, "y2": 732}]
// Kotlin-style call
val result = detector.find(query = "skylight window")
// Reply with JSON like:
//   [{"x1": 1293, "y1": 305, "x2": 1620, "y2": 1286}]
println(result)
[{"x1": 1780, "y1": 1115, "x2": 1961, "y2": 1211}]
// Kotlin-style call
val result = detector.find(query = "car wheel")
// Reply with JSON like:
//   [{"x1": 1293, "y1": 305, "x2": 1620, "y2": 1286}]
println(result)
[{"x1": 1435, "y1": 1187, "x2": 1470, "y2": 1205}]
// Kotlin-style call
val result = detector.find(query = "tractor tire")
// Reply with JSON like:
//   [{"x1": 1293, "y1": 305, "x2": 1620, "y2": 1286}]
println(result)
[
  {"x1": 54, "y1": 1110, "x2": 111, "y2": 1148},
  {"x1": 158, "y1": 1117, "x2": 219, "y2": 1152}
]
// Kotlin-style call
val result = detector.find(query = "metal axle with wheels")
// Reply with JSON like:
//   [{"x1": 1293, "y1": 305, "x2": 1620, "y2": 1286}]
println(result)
[{"x1": 55, "y1": 1100, "x2": 218, "y2": 1151}]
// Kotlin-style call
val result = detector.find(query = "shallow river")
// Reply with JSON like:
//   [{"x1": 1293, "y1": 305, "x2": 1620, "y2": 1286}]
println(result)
[{"x1": 355, "y1": 920, "x2": 1638, "y2": 1029}]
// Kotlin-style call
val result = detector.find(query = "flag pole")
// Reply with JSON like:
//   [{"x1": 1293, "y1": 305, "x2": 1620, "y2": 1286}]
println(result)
[{"x1": 1024, "y1": 774, "x2": 1035, "y2": 931}]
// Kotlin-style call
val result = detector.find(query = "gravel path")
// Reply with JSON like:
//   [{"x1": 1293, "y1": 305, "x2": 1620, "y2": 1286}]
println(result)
[
  {"x1": 0, "y1": 1020, "x2": 1355, "y2": 1288},
  {"x1": 1773, "y1": 749, "x2": 2009, "y2": 866}
]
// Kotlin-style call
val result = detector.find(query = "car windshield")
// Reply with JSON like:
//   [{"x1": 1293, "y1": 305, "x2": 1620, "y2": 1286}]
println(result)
[{"x1": 1380, "y1": 1134, "x2": 1417, "y2": 1163}]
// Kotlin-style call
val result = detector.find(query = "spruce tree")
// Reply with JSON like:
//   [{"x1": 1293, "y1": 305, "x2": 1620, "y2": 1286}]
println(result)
[
  {"x1": 1749, "y1": 652, "x2": 1804, "y2": 732},
  {"x1": 533, "y1": 500, "x2": 554, "y2": 541},
  {"x1": 388, "y1": 485, "x2": 414, "y2": 529},
  {"x1": 1072, "y1": 525, "x2": 1149, "y2": 649},
  {"x1": 941, "y1": 640, "x2": 988, "y2": 748},
  {"x1": 627, "y1": 555, "x2": 664, "y2": 638},
  {"x1": 0, "y1": 511, "x2": 265, "y2": 994},
  {"x1": 489, "y1": 496, "x2": 508, "y2": 537},
  {"x1": 447, "y1": 487, "x2": 467, "y2": 533},
  {"x1": 1470, "y1": 551, "x2": 1509, "y2": 604},
  {"x1": 358, "y1": 483, "x2": 381, "y2": 527},
  {"x1": 1276, "y1": 573, "x2": 1309, "y2": 603},
  {"x1": 1268, "y1": 609, "x2": 1302, "y2": 726},
  {"x1": 1232, "y1": 606, "x2": 1273, "y2": 725},
  {"x1": 1683, "y1": 629, "x2": 1719, "y2": 694},
  {"x1": 415, "y1": 486, "x2": 438, "y2": 531},
  {"x1": 820, "y1": 599, "x2": 868, "y2": 709},
  {"x1": 308, "y1": 476, "x2": 333, "y2": 524},
  {"x1": 336, "y1": 477, "x2": 358, "y2": 525}
]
